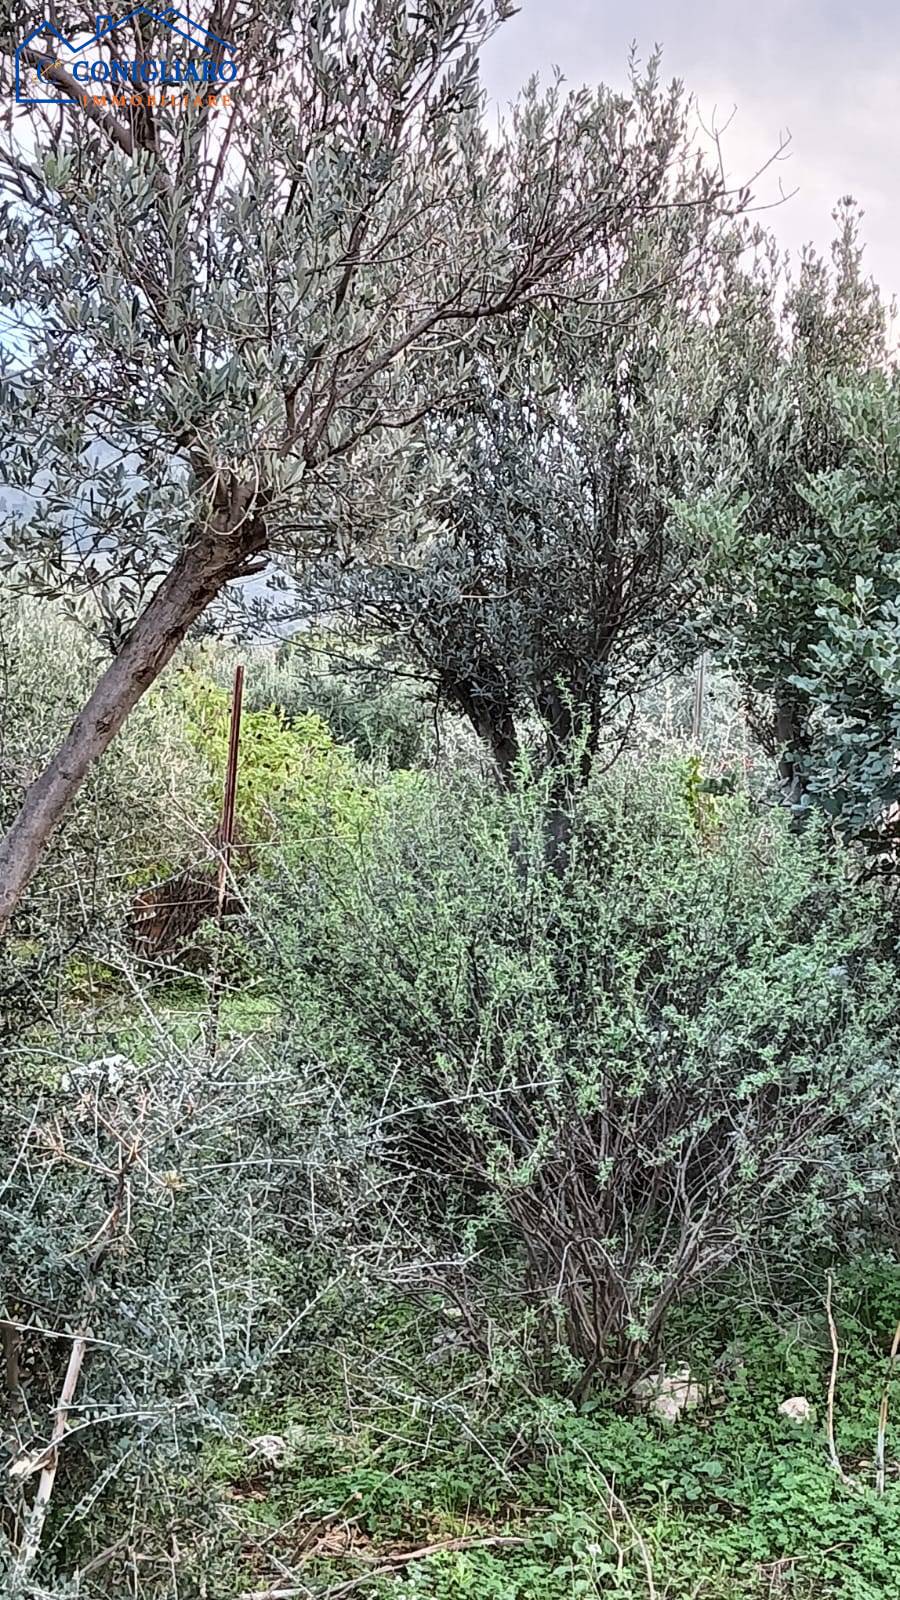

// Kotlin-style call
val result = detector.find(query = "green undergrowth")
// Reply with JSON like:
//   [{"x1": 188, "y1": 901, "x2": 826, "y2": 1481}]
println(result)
[
  {"x1": 185, "y1": 1261, "x2": 900, "y2": 1599},
  {"x1": 6, "y1": 979, "x2": 280, "y2": 1086}
]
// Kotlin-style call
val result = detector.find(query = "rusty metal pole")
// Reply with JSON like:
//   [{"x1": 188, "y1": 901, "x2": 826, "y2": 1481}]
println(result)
[
  {"x1": 207, "y1": 663, "x2": 244, "y2": 1056},
  {"x1": 691, "y1": 651, "x2": 706, "y2": 748},
  {"x1": 216, "y1": 663, "x2": 245, "y2": 917}
]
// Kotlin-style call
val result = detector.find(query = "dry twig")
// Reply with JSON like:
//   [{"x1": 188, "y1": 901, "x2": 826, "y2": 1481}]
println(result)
[
  {"x1": 825, "y1": 1272, "x2": 849, "y2": 1484},
  {"x1": 240, "y1": 1533, "x2": 527, "y2": 1600},
  {"x1": 9, "y1": 1331, "x2": 87, "y2": 1587},
  {"x1": 875, "y1": 1316, "x2": 900, "y2": 1494}
]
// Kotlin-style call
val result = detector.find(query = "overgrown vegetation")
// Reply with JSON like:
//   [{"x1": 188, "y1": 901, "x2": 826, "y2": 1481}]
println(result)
[
  {"x1": 4, "y1": 6, "x2": 900, "y2": 1598},
  {"x1": 287, "y1": 764, "x2": 900, "y2": 1387}
]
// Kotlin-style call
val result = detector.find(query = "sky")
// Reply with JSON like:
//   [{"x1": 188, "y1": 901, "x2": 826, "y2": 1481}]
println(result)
[{"x1": 480, "y1": 0, "x2": 900, "y2": 303}]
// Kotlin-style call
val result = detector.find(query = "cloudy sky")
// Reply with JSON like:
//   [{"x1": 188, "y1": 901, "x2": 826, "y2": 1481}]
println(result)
[{"x1": 480, "y1": 0, "x2": 899, "y2": 302}]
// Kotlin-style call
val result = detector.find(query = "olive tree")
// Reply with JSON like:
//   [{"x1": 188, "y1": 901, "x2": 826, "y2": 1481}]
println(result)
[
  {"x1": 295, "y1": 82, "x2": 759, "y2": 850},
  {"x1": 0, "y1": 5, "x2": 752, "y2": 929}
]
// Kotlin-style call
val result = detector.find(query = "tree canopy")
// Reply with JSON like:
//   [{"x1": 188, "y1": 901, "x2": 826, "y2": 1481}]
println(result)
[{"x1": 0, "y1": 5, "x2": 756, "y2": 925}]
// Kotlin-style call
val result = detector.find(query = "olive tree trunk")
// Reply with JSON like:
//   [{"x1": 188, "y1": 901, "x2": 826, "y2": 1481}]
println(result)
[{"x1": 0, "y1": 525, "x2": 264, "y2": 934}]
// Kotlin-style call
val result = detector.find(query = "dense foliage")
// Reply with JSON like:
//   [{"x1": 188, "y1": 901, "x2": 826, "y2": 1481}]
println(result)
[
  {"x1": 710, "y1": 202, "x2": 889, "y2": 815},
  {"x1": 0, "y1": 598, "x2": 210, "y2": 947},
  {"x1": 286, "y1": 760, "x2": 900, "y2": 1383},
  {"x1": 5, "y1": 10, "x2": 900, "y2": 1599},
  {"x1": 765, "y1": 380, "x2": 900, "y2": 864}
]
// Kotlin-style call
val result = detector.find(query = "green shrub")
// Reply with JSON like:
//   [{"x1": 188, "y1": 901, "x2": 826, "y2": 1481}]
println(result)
[
  {"x1": 205, "y1": 635, "x2": 431, "y2": 770},
  {"x1": 177, "y1": 669, "x2": 375, "y2": 866},
  {"x1": 287, "y1": 758, "x2": 900, "y2": 1386}
]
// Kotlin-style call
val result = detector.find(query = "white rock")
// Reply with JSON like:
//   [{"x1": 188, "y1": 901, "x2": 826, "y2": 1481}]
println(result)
[
  {"x1": 635, "y1": 1364, "x2": 702, "y2": 1424},
  {"x1": 778, "y1": 1396, "x2": 813, "y2": 1425},
  {"x1": 248, "y1": 1433, "x2": 289, "y2": 1467},
  {"x1": 650, "y1": 1393, "x2": 684, "y2": 1426}
]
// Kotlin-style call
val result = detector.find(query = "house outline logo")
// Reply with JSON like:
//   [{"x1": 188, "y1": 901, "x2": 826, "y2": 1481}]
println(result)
[{"x1": 15, "y1": 8, "x2": 237, "y2": 106}]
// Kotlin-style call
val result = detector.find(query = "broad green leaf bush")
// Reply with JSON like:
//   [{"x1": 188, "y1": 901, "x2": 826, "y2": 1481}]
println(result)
[
  {"x1": 178, "y1": 671, "x2": 375, "y2": 865},
  {"x1": 177, "y1": 674, "x2": 425, "y2": 956},
  {"x1": 285, "y1": 756, "x2": 900, "y2": 1385},
  {"x1": 209, "y1": 637, "x2": 432, "y2": 771},
  {"x1": 782, "y1": 379, "x2": 900, "y2": 862}
]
